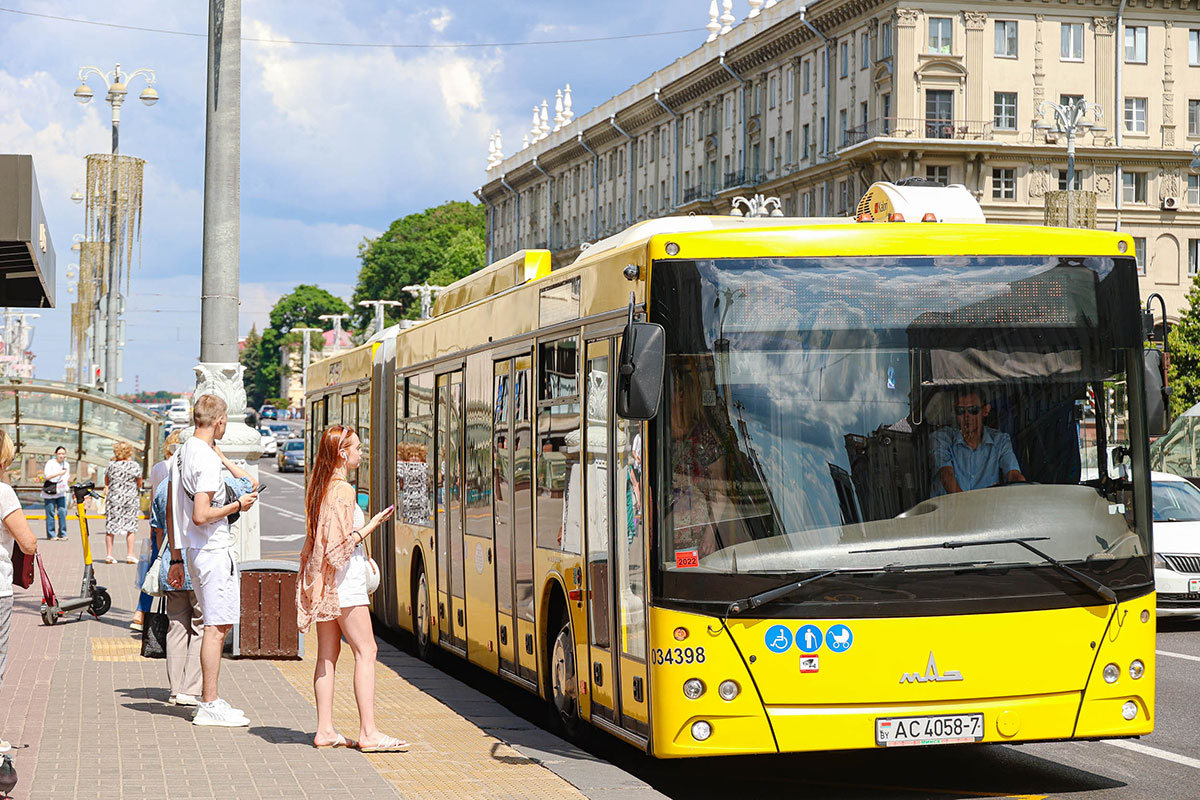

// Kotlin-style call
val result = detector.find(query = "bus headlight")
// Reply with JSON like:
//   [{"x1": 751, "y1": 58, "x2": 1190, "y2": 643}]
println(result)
[
  {"x1": 1103, "y1": 663, "x2": 1120, "y2": 684},
  {"x1": 682, "y1": 678, "x2": 705, "y2": 699},
  {"x1": 1129, "y1": 660, "x2": 1145, "y2": 680},
  {"x1": 718, "y1": 680, "x2": 740, "y2": 701},
  {"x1": 691, "y1": 720, "x2": 712, "y2": 741},
  {"x1": 1122, "y1": 701, "x2": 1138, "y2": 720}
]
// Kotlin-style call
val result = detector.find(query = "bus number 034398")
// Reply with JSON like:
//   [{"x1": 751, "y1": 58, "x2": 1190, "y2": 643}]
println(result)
[{"x1": 652, "y1": 646, "x2": 706, "y2": 665}]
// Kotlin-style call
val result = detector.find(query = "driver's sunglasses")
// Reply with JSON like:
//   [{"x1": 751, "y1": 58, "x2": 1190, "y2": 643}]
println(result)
[{"x1": 953, "y1": 405, "x2": 984, "y2": 416}]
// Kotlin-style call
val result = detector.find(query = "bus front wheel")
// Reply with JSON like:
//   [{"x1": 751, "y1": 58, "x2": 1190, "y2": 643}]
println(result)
[{"x1": 548, "y1": 616, "x2": 583, "y2": 737}]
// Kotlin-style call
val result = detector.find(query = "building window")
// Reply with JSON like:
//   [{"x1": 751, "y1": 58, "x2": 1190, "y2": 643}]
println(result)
[
  {"x1": 926, "y1": 165, "x2": 950, "y2": 185},
  {"x1": 839, "y1": 109, "x2": 848, "y2": 146},
  {"x1": 860, "y1": 101, "x2": 869, "y2": 128},
  {"x1": 649, "y1": 132, "x2": 656, "y2": 163},
  {"x1": 1061, "y1": 23, "x2": 1084, "y2": 60},
  {"x1": 1189, "y1": 239, "x2": 1199, "y2": 278},
  {"x1": 1189, "y1": 99, "x2": 1200, "y2": 136},
  {"x1": 860, "y1": 31, "x2": 869, "y2": 68},
  {"x1": 1057, "y1": 170, "x2": 1083, "y2": 191},
  {"x1": 838, "y1": 180, "x2": 849, "y2": 214},
  {"x1": 1123, "y1": 171, "x2": 1147, "y2": 203},
  {"x1": 929, "y1": 17, "x2": 952, "y2": 54},
  {"x1": 768, "y1": 137, "x2": 776, "y2": 172},
  {"x1": 802, "y1": 124, "x2": 810, "y2": 158},
  {"x1": 784, "y1": 130, "x2": 793, "y2": 164},
  {"x1": 882, "y1": 93, "x2": 892, "y2": 132},
  {"x1": 802, "y1": 59, "x2": 811, "y2": 94},
  {"x1": 769, "y1": 75, "x2": 778, "y2": 109},
  {"x1": 1134, "y1": 237, "x2": 1146, "y2": 275},
  {"x1": 995, "y1": 21, "x2": 1018, "y2": 57},
  {"x1": 684, "y1": 114, "x2": 693, "y2": 145},
  {"x1": 925, "y1": 89, "x2": 954, "y2": 138},
  {"x1": 881, "y1": 20, "x2": 893, "y2": 58},
  {"x1": 1124, "y1": 26, "x2": 1147, "y2": 63},
  {"x1": 662, "y1": 127, "x2": 669, "y2": 157},
  {"x1": 725, "y1": 96, "x2": 733, "y2": 129},
  {"x1": 839, "y1": 41, "x2": 849, "y2": 77},
  {"x1": 786, "y1": 66, "x2": 794, "y2": 102},
  {"x1": 992, "y1": 168, "x2": 1016, "y2": 200},
  {"x1": 1124, "y1": 97, "x2": 1147, "y2": 133},
  {"x1": 1191, "y1": 29, "x2": 1200, "y2": 66},
  {"x1": 994, "y1": 92, "x2": 1018, "y2": 130},
  {"x1": 1060, "y1": 93, "x2": 1083, "y2": 108},
  {"x1": 753, "y1": 84, "x2": 761, "y2": 116}
]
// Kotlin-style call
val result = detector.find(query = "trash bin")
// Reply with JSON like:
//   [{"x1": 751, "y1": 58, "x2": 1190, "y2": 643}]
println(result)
[{"x1": 234, "y1": 560, "x2": 303, "y2": 659}]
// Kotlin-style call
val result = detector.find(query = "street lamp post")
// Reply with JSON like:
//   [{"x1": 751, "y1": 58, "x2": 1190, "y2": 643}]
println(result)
[
  {"x1": 318, "y1": 314, "x2": 351, "y2": 352},
  {"x1": 1034, "y1": 98, "x2": 1103, "y2": 193},
  {"x1": 290, "y1": 327, "x2": 322, "y2": 409},
  {"x1": 74, "y1": 63, "x2": 158, "y2": 394},
  {"x1": 358, "y1": 299, "x2": 402, "y2": 334}
]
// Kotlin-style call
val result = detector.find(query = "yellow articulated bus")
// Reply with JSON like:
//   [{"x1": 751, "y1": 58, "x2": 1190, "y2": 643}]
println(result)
[{"x1": 309, "y1": 181, "x2": 1158, "y2": 757}]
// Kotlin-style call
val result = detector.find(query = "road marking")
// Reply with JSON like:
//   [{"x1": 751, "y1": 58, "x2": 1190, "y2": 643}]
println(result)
[
  {"x1": 260, "y1": 501, "x2": 304, "y2": 521},
  {"x1": 268, "y1": 472, "x2": 306, "y2": 490},
  {"x1": 260, "y1": 534, "x2": 305, "y2": 543},
  {"x1": 1157, "y1": 649, "x2": 1200, "y2": 663},
  {"x1": 1104, "y1": 739, "x2": 1200, "y2": 770}
]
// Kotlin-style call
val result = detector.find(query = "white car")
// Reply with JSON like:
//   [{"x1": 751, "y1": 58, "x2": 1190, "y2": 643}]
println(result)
[
  {"x1": 1152, "y1": 471, "x2": 1200, "y2": 616},
  {"x1": 258, "y1": 427, "x2": 278, "y2": 457},
  {"x1": 167, "y1": 398, "x2": 191, "y2": 426}
]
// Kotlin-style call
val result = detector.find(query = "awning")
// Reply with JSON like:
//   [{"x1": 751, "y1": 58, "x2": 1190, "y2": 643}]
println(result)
[{"x1": 0, "y1": 154, "x2": 56, "y2": 307}]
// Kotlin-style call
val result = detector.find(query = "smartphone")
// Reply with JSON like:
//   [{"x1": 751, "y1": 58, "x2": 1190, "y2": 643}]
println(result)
[
  {"x1": 384, "y1": 504, "x2": 395, "y2": 514},
  {"x1": 255, "y1": 483, "x2": 267, "y2": 494}
]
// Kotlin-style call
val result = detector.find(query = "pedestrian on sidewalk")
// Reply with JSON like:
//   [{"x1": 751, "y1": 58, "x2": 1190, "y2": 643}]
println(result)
[
  {"x1": 298, "y1": 424, "x2": 406, "y2": 752},
  {"x1": 133, "y1": 432, "x2": 181, "y2": 632},
  {"x1": 165, "y1": 394, "x2": 258, "y2": 728},
  {"x1": 103, "y1": 442, "x2": 142, "y2": 564},
  {"x1": 0, "y1": 429, "x2": 38, "y2": 751},
  {"x1": 40, "y1": 446, "x2": 70, "y2": 540}
]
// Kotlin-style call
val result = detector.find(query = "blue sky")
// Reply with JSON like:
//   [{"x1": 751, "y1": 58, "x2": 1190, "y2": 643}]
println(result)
[{"x1": 0, "y1": 0, "x2": 716, "y2": 392}]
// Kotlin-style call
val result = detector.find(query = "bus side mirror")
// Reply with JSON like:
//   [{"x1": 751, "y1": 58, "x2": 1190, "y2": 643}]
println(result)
[
  {"x1": 1144, "y1": 347, "x2": 1170, "y2": 436},
  {"x1": 616, "y1": 322, "x2": 666, "y2": 420}
]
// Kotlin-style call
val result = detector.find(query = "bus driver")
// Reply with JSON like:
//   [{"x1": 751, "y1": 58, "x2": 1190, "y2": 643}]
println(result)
[{"x1": 930, "y1": 386, "x2": 1025, "y2": 496}]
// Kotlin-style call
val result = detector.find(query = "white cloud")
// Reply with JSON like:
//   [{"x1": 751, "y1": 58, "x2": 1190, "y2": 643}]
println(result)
[{"x1": 429, "y1": 9, "x2": 453, "y2": 33}]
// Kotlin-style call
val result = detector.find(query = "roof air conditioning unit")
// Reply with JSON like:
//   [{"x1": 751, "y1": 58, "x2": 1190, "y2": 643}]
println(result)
[{"x1": 1162, "y1": 196, "x2": 1180, "y2": 211}]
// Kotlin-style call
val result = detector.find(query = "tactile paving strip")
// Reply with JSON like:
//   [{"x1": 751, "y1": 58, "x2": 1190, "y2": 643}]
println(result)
[
  {"x1": 274, "y1": 634, "x2": 586, "y2": 799},
  {"x1": 90, "y1": 636, "x2": 151, "y2": 662}
]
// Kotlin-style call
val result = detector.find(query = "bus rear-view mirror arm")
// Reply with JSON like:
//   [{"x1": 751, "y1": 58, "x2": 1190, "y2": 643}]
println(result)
[{"x1": 616, "y1": 291, "x2": 666, "y2": 421}]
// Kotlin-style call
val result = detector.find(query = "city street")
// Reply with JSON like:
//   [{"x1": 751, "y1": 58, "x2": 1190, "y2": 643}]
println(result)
[{"x1": 253, "y1": 419, "x2": 307, "y2": 562}]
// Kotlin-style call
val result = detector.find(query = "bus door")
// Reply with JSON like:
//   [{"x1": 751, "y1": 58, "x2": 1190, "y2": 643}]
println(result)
[
  {"x1": 493, "y1": 359, "x2": 518, "y2": 678},
  {"x1": 435, "y1": 369, "x2": 467, "y2": 653},
  {"x1": 462, "y1": 353, "x2": 497, "y2": 673},
  {"x1": 512, "y1": 354, "x2": 538, "y2": 685},
  {"x1": 584, "y1": 337, "x2": 649, "y2": 737}
]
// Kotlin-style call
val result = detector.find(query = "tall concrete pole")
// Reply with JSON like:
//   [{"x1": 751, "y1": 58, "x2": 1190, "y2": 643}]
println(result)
[
  {"x1": 291, "y1": 327, "x2": 322, "y2": 410},
  {"x1": 358, "y1": 299, "x2": 402, "y2": 335},
  {"x1": 103, "y1": 75, "x2": 122, "y2": 393},
  {"x1": 193, "y1": 0, "x2": 262, "y2": 561}
]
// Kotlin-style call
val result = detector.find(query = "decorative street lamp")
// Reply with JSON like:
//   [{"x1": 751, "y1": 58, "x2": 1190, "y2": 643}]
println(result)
[
  {"x1": 729, "y1": 194, "x2": 785, "y2": 217},
  {"x1": 74, "y1": 63, "x2": 158, "y2": 392},
  {"x1": 1034, "y1": 98, "x2": 1103, "y2": 190},
  {"x1": 1190, "y1": 143, "x2": 1200, "y2": 174}
]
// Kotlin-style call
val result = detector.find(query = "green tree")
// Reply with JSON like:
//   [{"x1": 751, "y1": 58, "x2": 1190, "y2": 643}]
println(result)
[
  {"x1": 1167, "y1": 279, "x2": 1200, "y2": 417},
  {"x1": 239, "y1": 325, "x2": 264, "y2": 409},
  {"x1": 352, "y1": 200, "x2": 486, "y2": 330},
  {"x1": 253, "y1": 286, "x2": 349, "y2": 405}
]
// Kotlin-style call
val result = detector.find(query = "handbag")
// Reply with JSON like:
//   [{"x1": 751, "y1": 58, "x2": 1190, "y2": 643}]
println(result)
[
  {"x1": 365, "y1": 555, "x2": 380, "y2": 594},
  {"x1": 42, "y1": 478, "x2": 58, "y2": 494},
  {"x1": 141, "y1": 544, "x2": 166, "y2": 598},
  {"x1": 11, "y1": 543, "x2": 33, "y2": 589},
  {"x1": 140, "y1": 597, "x2": 169, "y2": 659}
]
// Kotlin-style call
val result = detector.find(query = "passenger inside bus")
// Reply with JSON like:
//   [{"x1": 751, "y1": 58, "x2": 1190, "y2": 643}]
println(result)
[{"x1": 930, "y1": 385, "x2": 1026, "y2": 495}]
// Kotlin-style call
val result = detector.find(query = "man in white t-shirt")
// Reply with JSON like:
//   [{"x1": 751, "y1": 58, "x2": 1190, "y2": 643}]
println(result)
[{"x1": 165, "y1": 394, "x2": 257, "y2": 727}]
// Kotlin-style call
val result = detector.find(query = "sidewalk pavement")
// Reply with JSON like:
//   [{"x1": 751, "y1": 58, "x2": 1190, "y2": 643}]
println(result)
[{"x1": 1, "y1": 519, "x2": 668, "y2": 800}]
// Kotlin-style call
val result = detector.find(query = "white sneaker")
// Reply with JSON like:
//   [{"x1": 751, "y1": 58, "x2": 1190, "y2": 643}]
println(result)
[
  {"x1": 193, "y1": 701, "x2": 249, "y2": 727},
  {"x1": 169, "y1": 693, "x2": 199, "y2": 707}
]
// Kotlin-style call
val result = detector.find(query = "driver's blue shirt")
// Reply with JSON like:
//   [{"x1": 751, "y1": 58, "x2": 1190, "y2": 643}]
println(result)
[{"x1": 930, "y1": 426, "x2": 1021, "y2": 496}]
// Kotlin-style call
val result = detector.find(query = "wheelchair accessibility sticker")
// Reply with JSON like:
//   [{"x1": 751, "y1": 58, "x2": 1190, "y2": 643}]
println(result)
[
  {"x1": 825, "y1": 624, "x2": 854, "y2": 652},
  {"x1": 765, "y1": 624, "x2": 793, "y2": 653}
]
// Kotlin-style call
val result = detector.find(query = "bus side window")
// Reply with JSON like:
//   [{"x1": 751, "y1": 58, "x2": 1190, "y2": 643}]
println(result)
[{"x1": 537, "y1": 336, "x2": 581, "y2": 554}]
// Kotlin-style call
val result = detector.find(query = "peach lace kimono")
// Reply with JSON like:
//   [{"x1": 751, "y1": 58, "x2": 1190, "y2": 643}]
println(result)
[{"x1": 296, "y1": 483, "x2": 358, "y2": 632}]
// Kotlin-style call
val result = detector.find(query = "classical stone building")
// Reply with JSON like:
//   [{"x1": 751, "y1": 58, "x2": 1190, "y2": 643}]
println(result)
[{"x1": 477, "y1": 0, "x2": 1200, "y2": 321}]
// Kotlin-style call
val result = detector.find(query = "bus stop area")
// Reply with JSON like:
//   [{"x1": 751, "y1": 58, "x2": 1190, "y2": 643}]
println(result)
[{"x1": 2, "y1": 517, "x2": 666, "y2": 800}]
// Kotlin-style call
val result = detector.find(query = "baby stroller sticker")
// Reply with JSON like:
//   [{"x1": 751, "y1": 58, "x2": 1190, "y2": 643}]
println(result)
[{"x1": 825, "y1": 624, "x2": 854, "y2": 652}]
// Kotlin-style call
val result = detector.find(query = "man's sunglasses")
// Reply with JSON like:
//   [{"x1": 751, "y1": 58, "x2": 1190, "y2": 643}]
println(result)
[{"x1": 954, "y1": 405, "x2": 984, "y2": 416}]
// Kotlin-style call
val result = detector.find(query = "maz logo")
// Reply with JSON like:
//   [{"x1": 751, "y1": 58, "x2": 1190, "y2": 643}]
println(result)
[{"x1": 900, "y1": 652, "x2": 964, "y2": 684}]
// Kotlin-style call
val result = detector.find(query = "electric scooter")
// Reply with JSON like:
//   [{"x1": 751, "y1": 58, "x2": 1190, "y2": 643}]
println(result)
[{"x1": 40, "y1": 481, "x2": 112, "y2": 626}]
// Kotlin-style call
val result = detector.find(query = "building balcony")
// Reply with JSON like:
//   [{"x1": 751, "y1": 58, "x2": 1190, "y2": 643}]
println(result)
[{"x1": 842, "y1": 117, "x2": 995, "y2": 148}]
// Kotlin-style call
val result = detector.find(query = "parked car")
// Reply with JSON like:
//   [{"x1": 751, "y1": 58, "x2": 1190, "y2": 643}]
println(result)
[
  {"x1": 167, "y1": 398, "x2": 191, "y2": 426},
  {"x1": 258, "y1": 427, "x2": 278, "y2": 457},
  {"x1": 1152, "y1": 471, "x2": 1200, "y2": 616},
  {"x1": 260, "y1": 404, "x2": 278, "y2": 420},
  {"x1": 277, "y1": 438, "x2": 305, "y2": 472},
  {"x1": 267, "y1": 422, "x2": 291, "y2": 443}
]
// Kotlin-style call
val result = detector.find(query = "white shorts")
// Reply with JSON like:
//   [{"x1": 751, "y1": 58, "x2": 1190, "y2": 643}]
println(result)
[{"x1": 186, "y1": 547, "x2": 240, "y2": 626}]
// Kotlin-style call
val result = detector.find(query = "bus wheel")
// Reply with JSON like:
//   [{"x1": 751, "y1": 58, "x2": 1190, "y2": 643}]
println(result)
[
  {"x1": 548, "y1": 616, "x2": 583, "y2": 737},
  {"x1": 414, "y1": 567, "x2": 434, "y2": 662}
]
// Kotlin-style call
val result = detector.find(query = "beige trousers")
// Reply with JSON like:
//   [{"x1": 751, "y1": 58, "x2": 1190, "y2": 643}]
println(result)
[{"x1": 165, "y1": 590, "x2": 203, "y2": 697}]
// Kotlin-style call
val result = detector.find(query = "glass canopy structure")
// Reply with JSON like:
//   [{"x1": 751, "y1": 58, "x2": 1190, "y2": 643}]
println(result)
[{"x1": 0, "y1": 378, "x2": 160, "y2": 495}]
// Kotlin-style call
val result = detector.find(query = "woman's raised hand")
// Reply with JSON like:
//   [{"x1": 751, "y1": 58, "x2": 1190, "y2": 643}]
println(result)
[{"x1": 370, "y1": 505, "x2": 395, "y2": 528}]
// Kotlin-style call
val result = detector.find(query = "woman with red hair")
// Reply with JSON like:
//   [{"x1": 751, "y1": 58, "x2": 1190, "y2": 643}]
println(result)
[{"x1": 297, "y1": 424, "x2": 406, "y2": 752}]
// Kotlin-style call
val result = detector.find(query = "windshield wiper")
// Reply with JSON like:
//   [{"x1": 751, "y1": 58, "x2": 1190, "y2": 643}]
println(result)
[
  {"x1": 725, "y1": 569, "x2": 844, "y2": 617},
  {"x1": 854, "y1": 537, "x2": 1117, "y2": 605}
]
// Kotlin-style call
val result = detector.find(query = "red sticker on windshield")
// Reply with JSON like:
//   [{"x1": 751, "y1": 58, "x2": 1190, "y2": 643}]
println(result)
[{"x1": 676, "y1": 550, "x2": 699, "y2": 569}]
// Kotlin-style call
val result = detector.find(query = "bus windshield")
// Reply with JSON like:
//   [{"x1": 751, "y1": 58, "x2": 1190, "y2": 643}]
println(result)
[{"x1": 650, "y1": 255, "x2": 1151, "y2": 610}]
